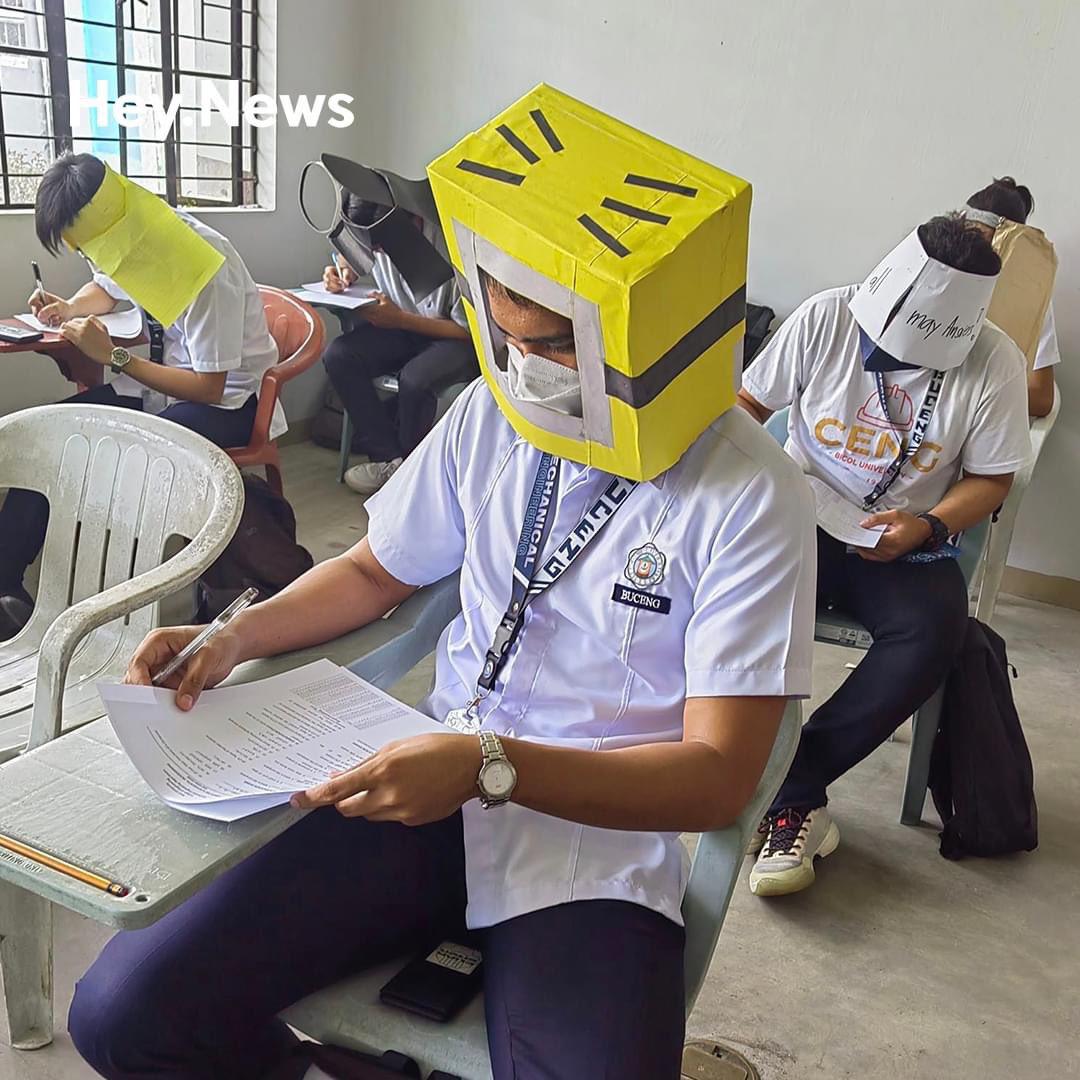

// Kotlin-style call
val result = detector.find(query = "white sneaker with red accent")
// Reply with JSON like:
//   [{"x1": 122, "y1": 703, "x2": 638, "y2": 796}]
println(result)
[
  {"x1": 746, "y1": 816, "x2": 770, "y2": 856},
  {"x1": 749, "y1": 806, "x2": 839, "y2": 897}
]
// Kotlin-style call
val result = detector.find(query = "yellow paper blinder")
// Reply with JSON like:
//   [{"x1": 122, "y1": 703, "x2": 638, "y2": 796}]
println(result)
[{"x1": 63, "y1": 164, "x2": 225, "y2": 327}]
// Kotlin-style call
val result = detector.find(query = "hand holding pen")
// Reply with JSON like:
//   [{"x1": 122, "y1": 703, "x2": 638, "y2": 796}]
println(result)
[{"x1": 126, "y1": 587, "x2": 258, "y2": 710}]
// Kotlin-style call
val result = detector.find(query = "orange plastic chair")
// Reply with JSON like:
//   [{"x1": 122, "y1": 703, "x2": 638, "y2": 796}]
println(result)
[{"x1": 227, "y1": 286, "x2": 326, "y2": 494}]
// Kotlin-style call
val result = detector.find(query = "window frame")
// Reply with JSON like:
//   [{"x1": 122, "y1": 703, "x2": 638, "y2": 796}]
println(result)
[{"x1": 0, "y1": 0, "x2": 259, "y2": 210}]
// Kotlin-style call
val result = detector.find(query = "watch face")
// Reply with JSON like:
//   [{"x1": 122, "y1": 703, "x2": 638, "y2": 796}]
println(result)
[{"x1": 480, "y1": 760, "x2": 516, "y2": 799}]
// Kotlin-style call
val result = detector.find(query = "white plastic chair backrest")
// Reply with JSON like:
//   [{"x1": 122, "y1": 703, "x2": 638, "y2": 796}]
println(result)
[
  {"x1": 0, "y1": 405, "x2": 237, "y2": 635},
  {"x1": 0, "y1": 405, "x2": 244, "y2": 746},
  {"x1": 347, "y1": 574, "x2": 803, "y2": 1011}
]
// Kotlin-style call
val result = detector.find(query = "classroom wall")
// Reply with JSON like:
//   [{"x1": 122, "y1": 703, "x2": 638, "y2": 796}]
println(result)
[
  {"x1": 339, "y1": 0, "x2": 1080, "y2": 583},
  {"x1": 2, "y1": 1, "x2": 1076, "y2": 584},
  {"x1": 0, "y1": 0, "x2": 374, "y2": 424}
]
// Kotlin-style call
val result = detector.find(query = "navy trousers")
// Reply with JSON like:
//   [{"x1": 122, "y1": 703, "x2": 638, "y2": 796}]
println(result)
[
  {"x1": 0, "y1": 383, "x2": 256, "y2": 594},
  {"x1": 69, "y1": 809, "x2": 686, "y2": 1080},
  {"x1": 771, "y1": 528, "x2": 969, "y2": 813},
  {"x1": 323, "y1": 323, "x2": 477, "y2": 463}
]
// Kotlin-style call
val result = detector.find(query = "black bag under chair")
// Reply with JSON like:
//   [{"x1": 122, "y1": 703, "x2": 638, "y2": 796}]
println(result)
[
  {"x1": 928, "y1": 617, "x2": 1038, "y2": 860},
  {"x1": 196, "y1": 474, "x2": 315, "y2": 621},
  {"x1": 263, "y1": 1042, "x2": 462, "y2": 1080}
]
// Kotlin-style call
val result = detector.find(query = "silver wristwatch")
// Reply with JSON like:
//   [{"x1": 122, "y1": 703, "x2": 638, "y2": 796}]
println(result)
[
  {"x1": 477, "y1": 731, "x2": 517, "y2": 809},
  {"x1": 110, "y1": 346, "x2": 133, "y2": 374}
]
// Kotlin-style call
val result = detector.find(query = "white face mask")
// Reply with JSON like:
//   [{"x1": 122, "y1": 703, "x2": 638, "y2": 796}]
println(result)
[{"x1": 504, "y1": 342, "x2": 583, "y2": 417}]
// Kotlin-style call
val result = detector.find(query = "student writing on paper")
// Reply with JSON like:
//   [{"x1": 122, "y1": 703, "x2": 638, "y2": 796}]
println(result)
[
  {"x1": 310, "y1": 155, "x2": 477, "y2": 496},
  {"x1": 963, "y1": 176, "x2": 1059, "y2": 417},
  {"x1": 0, "y1": 154, "x2": 283, "y2": 641},
  {"x1": 737, "y1": 215, "x2": 1030, "y2": 897},
  {"x1": 68, "y1": 88, "x2": 816, "y2": 1080}
]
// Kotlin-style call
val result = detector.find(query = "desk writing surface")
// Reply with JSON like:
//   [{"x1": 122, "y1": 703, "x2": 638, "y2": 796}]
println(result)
[
  {"x1": 0, "y1": 621, "x2": 395, "y2": 930},
  {"x1": 0, "y1": 317, "x2": 147, "y2": 389}
]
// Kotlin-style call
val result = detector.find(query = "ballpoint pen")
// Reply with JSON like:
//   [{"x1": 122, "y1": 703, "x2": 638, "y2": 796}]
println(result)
[{"x1": 152, "y1": 586, "x2": 259, "y2": 686}]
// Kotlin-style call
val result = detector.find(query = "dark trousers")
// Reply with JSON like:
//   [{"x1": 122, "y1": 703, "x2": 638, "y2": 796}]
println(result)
[
  {"x1": 323, "y1": 322, "x2": 477, "y2": 463},
  {"x1": 771, "y1": 529, "x2": 969, "y2": 813},
  {"x1": 68, "y1": 808, "x2": 686, "y2": 1080},
  {"x1": 0, "y1": 383, "x2": 256, "y2": 594}
]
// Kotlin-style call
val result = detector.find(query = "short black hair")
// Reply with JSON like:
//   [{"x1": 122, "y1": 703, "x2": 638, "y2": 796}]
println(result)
[
  {"x1": 967, "y1": 176, "x2": 1035, "y2": 224},
  {"x1": 35, "y1": 153, "x2": 106, "y2": 255},
  {"x1": 478, "y1": 267, "x2": 544, "y2": 310},
  {"x1": 918, "y1": 213, "x2": 1001, "y2": 276}
]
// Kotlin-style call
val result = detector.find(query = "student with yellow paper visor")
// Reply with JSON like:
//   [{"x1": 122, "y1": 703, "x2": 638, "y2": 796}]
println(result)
[
  {"x1": 0, "y1": 154, "x2": 281, "y2": 640},
  {"x1": 69, "y1": 87, "x2": 816, "y2": 1079}
]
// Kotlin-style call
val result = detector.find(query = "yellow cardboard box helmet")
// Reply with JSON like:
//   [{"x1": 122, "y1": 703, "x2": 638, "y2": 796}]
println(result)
[
  {"x1": 427, "y1": 85, "x2": 751, "y2": 481},
  {"x1": 61, "y1": 161, "x2": 224, "y2": 328}
]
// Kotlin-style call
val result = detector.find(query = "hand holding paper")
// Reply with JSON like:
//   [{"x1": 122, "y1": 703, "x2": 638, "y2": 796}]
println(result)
[
  {"x1": 805, "y1": 476, "x2": 885, "y2": 549},
  {"x1": 98, "y1": 659, "x2": 451, "y2": 822},
  {"x1": 855, "y1": 508, "x2": 933, "y2": 564}
]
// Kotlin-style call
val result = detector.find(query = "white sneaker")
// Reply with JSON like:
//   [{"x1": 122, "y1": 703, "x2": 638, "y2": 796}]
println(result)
[
  {"x1": 344, "y1": 457, "x2": 403, "y2": 495},
  {"x1": 749, "y1": 806, "x2": 839, "y2": 897},
  {"x1": 746, "y1": 816, "x2": 770, "y2": 856}
]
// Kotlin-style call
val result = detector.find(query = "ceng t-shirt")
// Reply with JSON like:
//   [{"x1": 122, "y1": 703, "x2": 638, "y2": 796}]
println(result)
[{"x1": 742, "y1": 285, "x2": 1031, "y2": 515}]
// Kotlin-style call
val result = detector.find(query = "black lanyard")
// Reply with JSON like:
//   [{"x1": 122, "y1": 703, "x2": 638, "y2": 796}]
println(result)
[
  {"x1": 475, "y1": 452, "x2": 637, "y2": 695},
  {"x1": 862, "y1": 368, "x2": 946, "y2": 511},
  {"x1": 144, "y1": 313, "x2": 165, "y2": 364}
]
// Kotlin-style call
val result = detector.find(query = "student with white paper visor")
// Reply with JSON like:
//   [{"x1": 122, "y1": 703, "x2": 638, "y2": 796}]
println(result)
[
  {"x1": 67, "y1": 87, "x2": 816, "y2": 1080},
  {"x1": 738, "y1": 214, "x2": 1031, "y2": 897},
  {"x1": 0, "y1": 153, "x2": 281, "y2": 641}
]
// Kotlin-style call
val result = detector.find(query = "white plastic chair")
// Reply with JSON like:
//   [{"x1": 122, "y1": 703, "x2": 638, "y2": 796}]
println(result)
[
  {"x1": 279, "y1": 573, "x2": 802, "y2": 1078},
  {"x1": 764, "y1": 408, "x2": 989, "y2": 824},
  {"x1": 0, "y1": 404, "x2": 244, "y2": 761},
  {"x1": 974, "y1": 382, "x2": 1060, "y2": 623}
]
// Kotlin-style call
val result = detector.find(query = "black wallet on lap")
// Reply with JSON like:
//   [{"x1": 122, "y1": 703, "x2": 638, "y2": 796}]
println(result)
[{"x1": 379, "y1": 937, "x2": 484, "y2": 1022}]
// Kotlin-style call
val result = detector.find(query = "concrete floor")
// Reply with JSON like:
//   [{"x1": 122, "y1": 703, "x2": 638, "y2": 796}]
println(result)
[{"x1": 2, "y1": 439, "x2": 1077, "y2": 1079}]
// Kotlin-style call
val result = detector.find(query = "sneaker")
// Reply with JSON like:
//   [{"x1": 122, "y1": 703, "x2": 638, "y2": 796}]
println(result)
[
  {"x1": 344, "y1": 457, "x2": 403, "y2": 495},
  {"x1": 748, "y1": 806, "x2": 839, "y2": 897},
  {"x1": 746, "y1": 816, "x2": 770, "y2": 856}
]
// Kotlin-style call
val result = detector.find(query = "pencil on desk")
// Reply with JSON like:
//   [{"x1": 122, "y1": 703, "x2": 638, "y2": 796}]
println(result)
[{"x1": 0, "y1": 832, "x2": 130, "y2": 897}]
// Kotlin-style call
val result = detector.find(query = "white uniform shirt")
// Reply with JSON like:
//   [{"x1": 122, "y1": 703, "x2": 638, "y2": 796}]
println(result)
[
  {"x1": 365, "y1": 382, "x2": 817, "y2": 929},
  {"x1": 370, "y1": 221, "x2": 468, "y2": 329},
  {"x1": 96, "y1": 212, "x2": 286, "y2": 439},
  {"x1": 743, "y1": 285, "x2": 1031, "y2": 515},
  {"x1": 1033, "y1": 302, "x2": 1060, "y2": 371}
]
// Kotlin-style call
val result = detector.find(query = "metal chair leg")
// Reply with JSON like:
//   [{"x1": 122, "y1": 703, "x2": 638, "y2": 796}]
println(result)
[
  {"x1": 338, "y1": 414, "x2": 353, "y2": 483},
  {"x1": 0, "y1": 881, "x2": 53, "y2": 1049},
  {"x1": 900, "y1": 684, "x2": 944, "y2": 826}
]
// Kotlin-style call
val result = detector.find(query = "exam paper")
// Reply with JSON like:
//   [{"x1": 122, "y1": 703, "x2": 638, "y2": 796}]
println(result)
[
  {"x1": 98, "y1": 659, "x2": 446, "y2": 822},
  {"x1": 16, "y1": 307, "x2": 144, "y2": 338},
  {"x1": 293, "y1": 283, "x2": 379, "y2": 310},
  {"x1": 805, "y1": 476, "x2": 885, "y2": 549}
]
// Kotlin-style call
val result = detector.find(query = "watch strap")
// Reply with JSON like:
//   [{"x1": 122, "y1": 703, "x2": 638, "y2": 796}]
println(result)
[{"x1": 917, "y1": 512, "x2": 949, "y2": 551}]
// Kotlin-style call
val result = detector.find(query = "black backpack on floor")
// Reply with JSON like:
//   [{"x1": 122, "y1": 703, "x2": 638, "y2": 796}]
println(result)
[
  {"x1": 928, "y1": 617, "x2": 1038, "y2": 860},
  {"x1": 196, "y1": 474, "x2": 314, "y2": 621}
]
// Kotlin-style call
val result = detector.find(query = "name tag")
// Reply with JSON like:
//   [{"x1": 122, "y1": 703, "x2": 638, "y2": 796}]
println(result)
[{"x1": 611, "y1": 583, "x2": 671, "y2": 614}]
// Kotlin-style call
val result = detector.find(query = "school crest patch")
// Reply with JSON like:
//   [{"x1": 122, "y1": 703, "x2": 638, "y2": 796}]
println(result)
[{"x1": 624, "y1": 543, "x2": 666, "y2": 588}]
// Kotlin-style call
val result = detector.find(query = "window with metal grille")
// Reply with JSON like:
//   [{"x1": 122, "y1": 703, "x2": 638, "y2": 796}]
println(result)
[{"x1": 0, "y1": 0, "x2": 259, "y2": 210}]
